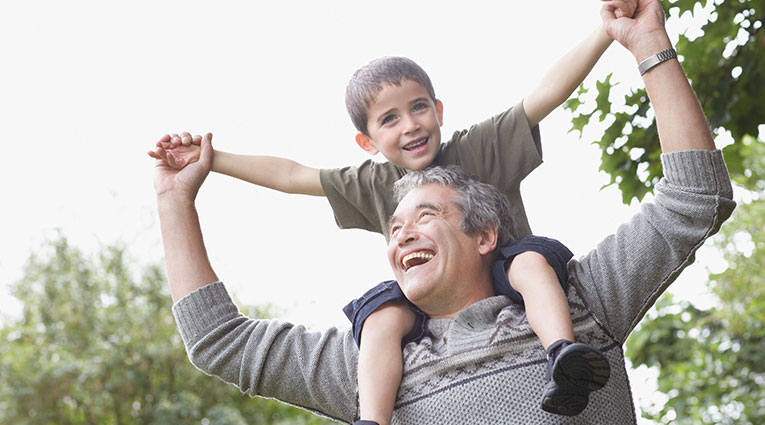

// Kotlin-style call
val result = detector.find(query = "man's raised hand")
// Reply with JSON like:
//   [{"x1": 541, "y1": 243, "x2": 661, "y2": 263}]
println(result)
[
  {"x1": 600, "y1": 0, "x2": 670, "y2": 59},
  {"x1": 152, "y1": 132, "x2": 213, "y2": 201}
]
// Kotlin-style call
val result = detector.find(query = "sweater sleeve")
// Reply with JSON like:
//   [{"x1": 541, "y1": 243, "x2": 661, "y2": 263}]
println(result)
[
  {"x1": 172, "y1": 282, "x2": 359, "y2": 423},
  {"x1": 570, "y1": 150, "x2": 736, "y2": 343}
]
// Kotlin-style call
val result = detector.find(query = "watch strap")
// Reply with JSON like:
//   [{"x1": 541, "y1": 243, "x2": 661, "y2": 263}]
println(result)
[{"x1": 638, "y1": 48, "x2": 678, "y2": 76}]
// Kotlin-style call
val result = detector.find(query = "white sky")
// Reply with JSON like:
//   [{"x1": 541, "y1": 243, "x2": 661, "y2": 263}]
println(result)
[{"x1": 0, "y1": 1, "x2": 724, "y2": 422}]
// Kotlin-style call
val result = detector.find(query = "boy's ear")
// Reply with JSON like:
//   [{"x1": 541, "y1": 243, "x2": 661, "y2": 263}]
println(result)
[
  {"x1": 355, "y1": 133, "x2": 379, "y2": 155},
  {"x1": 436, "y1": 99, "x2": 444, "y2": 126}
]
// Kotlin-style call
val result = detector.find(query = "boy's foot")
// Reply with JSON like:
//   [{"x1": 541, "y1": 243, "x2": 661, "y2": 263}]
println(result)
[
  {"x1": 353, "y1": 421, "x2": 380, "y2": 425},
  {"x1": 541, "y1": 340, "x2": 611, "y2": 416}
]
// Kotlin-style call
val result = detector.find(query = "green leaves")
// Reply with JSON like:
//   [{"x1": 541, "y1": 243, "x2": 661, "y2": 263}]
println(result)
[
  {"x1": 567, "y1": 0, "x2": 765, "y2": 204},
  {"x1": 0, "y1": 236, "x2": 335, "y2": 425}
]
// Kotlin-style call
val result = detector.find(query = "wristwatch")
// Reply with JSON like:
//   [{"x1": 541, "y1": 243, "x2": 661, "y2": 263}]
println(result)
[{"x1": 638, "y1": 48, "x2": 678, "y2": 76}]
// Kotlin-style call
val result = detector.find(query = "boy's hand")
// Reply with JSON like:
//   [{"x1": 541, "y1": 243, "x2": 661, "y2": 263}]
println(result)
[
  {"x1": 147, "y1": 132, "x2": 203, "y2": 169},
  {"x1": 601, "y1": 0, "x2": 637, "y2": 18}
]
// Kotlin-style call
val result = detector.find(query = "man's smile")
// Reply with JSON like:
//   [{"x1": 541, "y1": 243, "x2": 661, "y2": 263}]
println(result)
[{"x1": 402, "y1": 250, "x2": 435, "y2": 271}]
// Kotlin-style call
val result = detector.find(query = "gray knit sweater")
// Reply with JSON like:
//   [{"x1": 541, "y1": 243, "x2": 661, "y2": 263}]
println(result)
[{"x1": 172, "y1": 150, "x2": 735, "y2": 424}]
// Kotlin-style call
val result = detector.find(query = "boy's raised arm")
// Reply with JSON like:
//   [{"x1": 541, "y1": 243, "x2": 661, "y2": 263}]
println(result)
[
  {"x1": 148, "y1": 132, "x2": 325, "y2": 196},
  {"x1": 522, "y1": 0, "x2": 637, "y2": 128}
]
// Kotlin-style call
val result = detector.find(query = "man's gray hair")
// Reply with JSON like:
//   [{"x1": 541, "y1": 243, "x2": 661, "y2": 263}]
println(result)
[
  {"x1": 393, "y1": 166, "x2": 517, "y2": 247},
  {"x1": 345, "y1": 56, "x2": 436, "y2": 136}
]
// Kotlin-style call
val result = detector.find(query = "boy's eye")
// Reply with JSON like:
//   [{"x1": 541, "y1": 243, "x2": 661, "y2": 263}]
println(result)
[
  {"x1": 382, "y1": 114, "x2": 396, "y2": 125},
  {"x1": 412, "y1": 102, "x2": 428, "y2": 113}
]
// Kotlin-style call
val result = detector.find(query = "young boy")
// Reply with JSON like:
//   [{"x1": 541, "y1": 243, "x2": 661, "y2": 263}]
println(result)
[{"x1": 150, "y1": 3, "x2": 634, "y2": 421}]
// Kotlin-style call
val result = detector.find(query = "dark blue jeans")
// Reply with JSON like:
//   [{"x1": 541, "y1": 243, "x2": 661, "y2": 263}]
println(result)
[{"x1": 343, "y1": 235, "x2": 573, "y2": 347}]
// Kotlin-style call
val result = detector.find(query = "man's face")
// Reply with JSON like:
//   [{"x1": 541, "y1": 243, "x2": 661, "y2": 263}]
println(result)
[
  {"x1": 386, "y1": 184, "x2": 495, "y2": 318},
  {"x1": 360, "y1": 79, "x2": 443, "y2": 171}
]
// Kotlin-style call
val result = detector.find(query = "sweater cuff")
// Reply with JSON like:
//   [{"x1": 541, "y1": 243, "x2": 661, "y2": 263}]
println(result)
[
  {"x1": 660, "y1": 149, "x2": 733, "y2": 199},
  {"x1": 171, "y1": 281, "x2": 240, "y2": 345}
]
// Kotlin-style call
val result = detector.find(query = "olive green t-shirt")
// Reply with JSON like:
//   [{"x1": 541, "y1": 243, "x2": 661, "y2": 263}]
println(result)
[{"x1": 319, "y1": 101, "x2": 542, "y2": 239}]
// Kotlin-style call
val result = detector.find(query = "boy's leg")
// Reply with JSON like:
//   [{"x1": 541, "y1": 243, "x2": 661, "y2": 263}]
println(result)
[
  {"x1": 343, "y1": 281, "x2": 426, "y2": 425},
  {"x1": 357, "y1": 300, "x2": 415, "y2": 425},
  {"x1": 506, "y1": 251, "x2": 574, "y2": 349},
  {"x1": 492, "y1": 236, "x2": 610, "y2": 416}
]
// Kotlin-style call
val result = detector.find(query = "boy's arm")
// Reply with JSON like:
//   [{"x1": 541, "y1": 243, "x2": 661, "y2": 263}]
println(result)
[
  {"x1": 213, "y1": 151, "x2": 324, "y2": 196},
  {"x1": 149, "y1": 132, "x2": 325, "y2": 196},
  {"x1": 521, "y1": 0, "x2": 636, "y2": 127},
  {"x1": 522, "y1": 25, "x2": 612, "y2": 128}
]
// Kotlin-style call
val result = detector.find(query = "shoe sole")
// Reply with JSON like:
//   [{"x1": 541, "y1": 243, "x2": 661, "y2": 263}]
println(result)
[{"x1": 541, "y1": 344, "x2": 611, "y2": 416}]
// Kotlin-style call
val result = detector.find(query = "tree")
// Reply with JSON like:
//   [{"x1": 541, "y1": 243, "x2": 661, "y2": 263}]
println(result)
[
  {"x1": 0, "y1": 236, "x2": 335, "y2": 425},
  {"x1": 566, "y1": 0, "x2": 764, "y2": 204},
  {"x1": 625, "y1": 196, "x2": 765, "y2": 424}
]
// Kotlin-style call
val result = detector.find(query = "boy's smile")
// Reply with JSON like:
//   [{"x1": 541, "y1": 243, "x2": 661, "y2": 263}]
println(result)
[{"x1": 356, "y1": 79, "x2": 444, "y2": 171}]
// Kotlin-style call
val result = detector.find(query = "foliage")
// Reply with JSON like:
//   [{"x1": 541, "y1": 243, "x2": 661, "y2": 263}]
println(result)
[
  {"x1": 566, "y1": 0, "x2": 765, "y2": 204},
  {"x1": 625, "y1": 196, "x2": 765, "y2": 424},
  {"x1": 0, "y1": 236, "x2": 336, "y2": 425}
]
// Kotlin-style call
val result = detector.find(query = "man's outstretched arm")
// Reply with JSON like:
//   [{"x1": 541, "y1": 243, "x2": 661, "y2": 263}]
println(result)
[
  {"x1": 154, "y1": 133, "x2": 219, "y2": 302},
  {"x1": 569, "y1": 0, "x2": 735, "y2": 343}
]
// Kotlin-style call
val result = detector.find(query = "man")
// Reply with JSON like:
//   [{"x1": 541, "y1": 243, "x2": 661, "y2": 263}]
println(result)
[{"x1": 153, "y1": 0, "x2": 735, "y2": 423}]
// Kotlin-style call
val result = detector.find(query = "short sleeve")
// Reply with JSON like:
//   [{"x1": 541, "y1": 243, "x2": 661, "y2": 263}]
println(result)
[
  {"x1": 434, "y1": 101, "x2": 543, "y2": 237},
  {"x1": 319, "y1": 161, "x2": 406, "y2": 235}
]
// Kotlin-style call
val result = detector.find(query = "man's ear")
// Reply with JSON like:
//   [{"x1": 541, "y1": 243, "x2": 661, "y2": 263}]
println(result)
[
  {"x1": 435, "y1": 99, "x2": 444, "y2": 126},
  {"x1": 355, "y1": 133, "x2": 379, "y2": 155},
  {"x1": 477, "y1": 223, "x2": 499, "y2": 256}
]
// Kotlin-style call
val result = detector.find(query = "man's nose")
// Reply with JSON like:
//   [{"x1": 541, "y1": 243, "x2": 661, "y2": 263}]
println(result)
[{"x1": 395, "y1": 222, "x2": 419, "y2": 245}]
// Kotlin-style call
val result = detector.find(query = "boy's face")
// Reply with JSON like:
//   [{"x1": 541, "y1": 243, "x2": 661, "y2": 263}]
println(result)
[{"x1": 356, "y1": 79, "x2": 444, "y2": 171}]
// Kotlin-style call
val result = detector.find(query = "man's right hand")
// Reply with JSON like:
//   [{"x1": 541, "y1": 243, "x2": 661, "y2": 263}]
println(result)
[
  {"x1": 600, "y1": 0, "x2": 671, "y2": 62},
  {"x1": 152, "y1": 132, "x2": 213, "y2": 203}
]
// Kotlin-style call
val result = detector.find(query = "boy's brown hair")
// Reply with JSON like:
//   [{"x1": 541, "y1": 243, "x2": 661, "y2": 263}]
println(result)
[{"x1": 345, "y1": 56, "x2": 437, "y2": 136}]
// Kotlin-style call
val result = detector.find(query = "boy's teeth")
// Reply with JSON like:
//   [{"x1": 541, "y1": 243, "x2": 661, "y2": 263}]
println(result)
[
  {"x1": 404, "y1": 138, "x2": 427, "y2": 150},
  {"x1": 403, "y1": 251, "x2": 434, "y2": 270}
]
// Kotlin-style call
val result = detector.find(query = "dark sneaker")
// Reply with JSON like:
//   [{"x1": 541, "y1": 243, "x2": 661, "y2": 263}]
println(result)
[
  {"x1": 353, "y1": 421, "x2": 380, "y2": 425},
  {"x1": 541, "y1": 342, "x2": 611, "y2": 416}
]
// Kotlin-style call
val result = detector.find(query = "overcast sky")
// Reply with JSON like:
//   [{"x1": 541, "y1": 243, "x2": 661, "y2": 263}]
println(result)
[{"x1": 1, "y1": 1, "x2": 724, "y2": 421}]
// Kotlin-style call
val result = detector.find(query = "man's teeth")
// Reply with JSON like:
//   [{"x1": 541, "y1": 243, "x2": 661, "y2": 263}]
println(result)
[{"x1": 402, "y1": 251, "x2": 434, "y2": 270}]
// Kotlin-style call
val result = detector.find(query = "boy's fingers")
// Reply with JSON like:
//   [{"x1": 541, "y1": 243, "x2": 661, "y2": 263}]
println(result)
[
  {"x1": 158, "y1": 134, "x2": 171, "y2": 144},
  {"x1": 147, "y1": 150, "x2": 161, "y2": 159},
  {"x1": 181, "y1": 131, "x2": 192, "y2": 146}
]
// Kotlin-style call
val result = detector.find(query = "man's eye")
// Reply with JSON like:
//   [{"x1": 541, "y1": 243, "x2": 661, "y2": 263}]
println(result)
[{"x1": 390, "y1": 225, "x2": 401, "y2": 235}]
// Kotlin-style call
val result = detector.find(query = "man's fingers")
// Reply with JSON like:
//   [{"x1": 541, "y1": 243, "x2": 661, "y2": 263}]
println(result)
[
  {"x1": 199, "y1": 133, "x2": 214, "y2": 166},
  {"x1": 192, "y1": 134, "x2": 202, "y2": 145}
]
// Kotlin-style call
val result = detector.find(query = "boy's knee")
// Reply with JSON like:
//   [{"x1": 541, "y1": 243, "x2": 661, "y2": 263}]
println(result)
[
  {"x1": 510, "y1": 251, "x2": 552, "y2": 273},
  {"x1": 363, "y1": 300, "x2": 416, "y2": 336}
]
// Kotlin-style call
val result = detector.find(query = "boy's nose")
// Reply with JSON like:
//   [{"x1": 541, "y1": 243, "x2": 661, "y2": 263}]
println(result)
[{"x1": 402, "y1": 114, "x2": 420, "y2": 134}]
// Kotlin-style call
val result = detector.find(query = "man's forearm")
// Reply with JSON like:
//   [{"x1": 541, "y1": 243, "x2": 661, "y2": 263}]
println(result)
[
  {"x1": 523, "y1": 25, "x2": 613, "y2": 127},
  {"x1": 213, "y1": 151, "x2": 325, "y2": 196},
  {"x1": 158, "y1": 196, "x2": 219, "y2": 303},
  {"x1": 633, "y1": 33, "x2": 716, "y2": 152}
]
